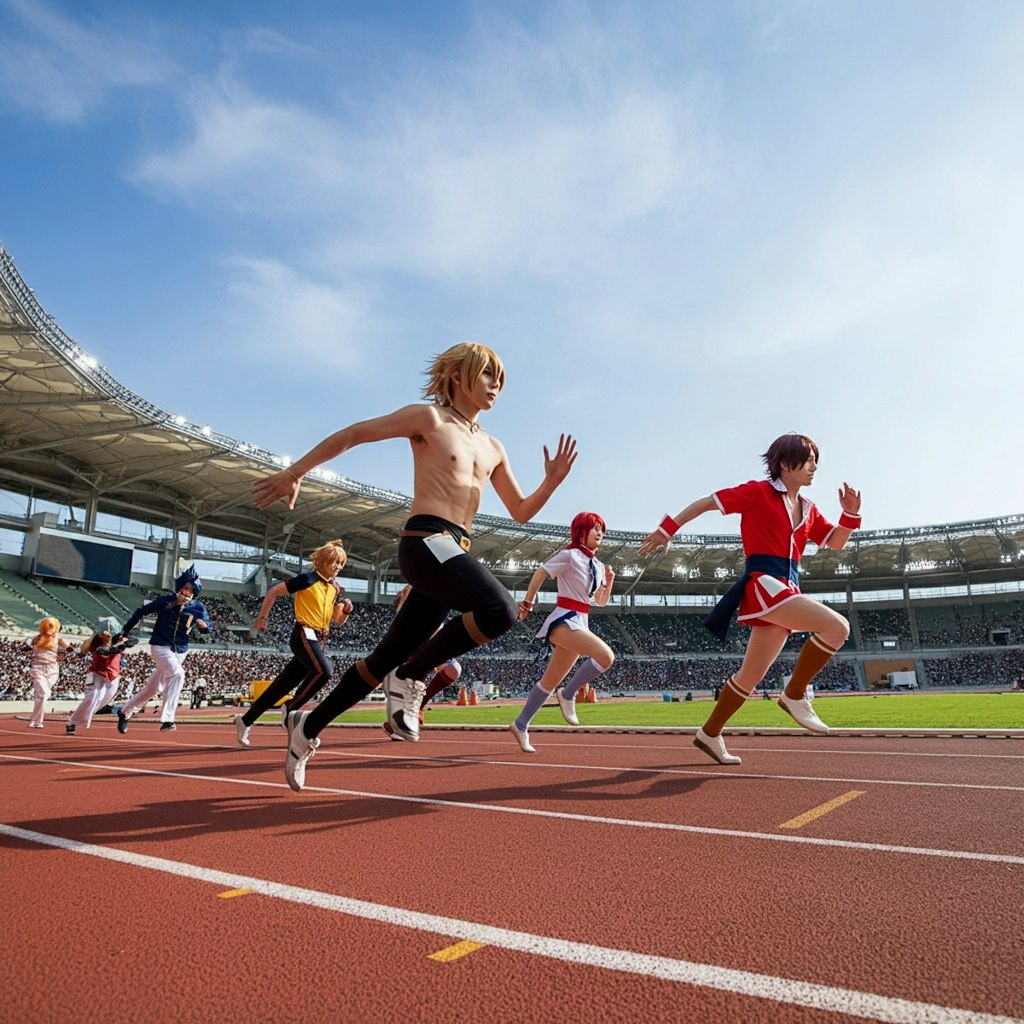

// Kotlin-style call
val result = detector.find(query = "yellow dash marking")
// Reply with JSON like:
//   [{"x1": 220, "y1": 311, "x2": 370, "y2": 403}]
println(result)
[
  {"x1": 217, "y1": 888, "x2": 252, "y2": 899},
  {"x1": 428, "y1": 940, "x2": 486, "y2": 962},
  {"x1": 780, "y1": 790, "x2": 866, "y2": 830}
]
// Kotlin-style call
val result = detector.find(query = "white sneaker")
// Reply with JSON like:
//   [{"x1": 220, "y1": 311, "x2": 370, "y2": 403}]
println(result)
[
  {"x1": 382, "y1": 670, "x2": 426, "y2": 742},
  {"x1": 233, "y1": 715, "x2": 251, "y2": 747},
  {"x1": 284, "y1": 710, "x2": 320, "y2": 792},
  {"x1": 381, "y1": 721, "x2": 404, "y2": 742},
  {"x1": 693, "y1": 727, "x2": 742, "y2": 765},
  {"x1": 28, "y1": 722, "x2": 44, "y2": 729},
  {"x1": 556, "y1": 689, "x2": 579, "y2": 726},
  {"x1": 279, "y1": 703, "x2": 290, "y2": 730},
  {"x1": 778, "y1": 692, "x2": 830, "y2": 734},
  {"x1": 508, "y1": 721, "x2": 535, "y2": 753}
]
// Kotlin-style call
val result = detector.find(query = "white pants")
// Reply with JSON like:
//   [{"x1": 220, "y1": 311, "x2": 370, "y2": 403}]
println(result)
[
  {"x1": 30, "y1": 663, "x2": 58, "y2": 726},
  {"x1": 120, "y1": 647, "x2": 187, "y2": 724},
  {"x1": 69, "y1": 672, "x2": 120, "y2": 729}
]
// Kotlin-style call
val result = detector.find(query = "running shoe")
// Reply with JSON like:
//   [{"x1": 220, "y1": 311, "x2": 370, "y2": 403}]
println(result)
[
  {"x1": 508, "y1": 721, "x2": 535, "y2": 753},
  {"x1": 557, "y1": 689, "x2": 579, "y2": 726},
  {"x1": 381, "y1": 721, "x2": 404, "y2": 742},
  {"x1": 778, "y1": 692, "x2": 829, "y2": 734},
  {"x1": 234, "y1": 715, "x2": 251, "y2": 747},
  {"x1": 285, "y1": 710, "x2": 320, "y2": 792},
  {"x1": 382, "y1": 670, "x2": 426, "y2": 742},
  {"x1": 693, "y1": 727, "x2": 741, "y2": 765}
]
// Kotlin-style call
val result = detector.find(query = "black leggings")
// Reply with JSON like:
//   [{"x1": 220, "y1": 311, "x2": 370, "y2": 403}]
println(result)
[
  {"x1": 366, "y1": 516, "x2": 517, "y2": 681},
  {"x1": 303, "y1": 516, "x2": 516, "y2": 737},
  {"x1": 243, "y1": 620, "x2": 333, "y2": 725}
]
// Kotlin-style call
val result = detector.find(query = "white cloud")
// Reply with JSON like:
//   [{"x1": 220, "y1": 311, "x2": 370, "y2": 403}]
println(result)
[
  {"x1": 0, "y1": 0, "x2": 174, "y2": 122},
  {"x1": 220, "y1": 255, "x2": 379, "y2": 371},
  {"x1": 133, "y1": 11, "x2": 719, "y2": 286}
]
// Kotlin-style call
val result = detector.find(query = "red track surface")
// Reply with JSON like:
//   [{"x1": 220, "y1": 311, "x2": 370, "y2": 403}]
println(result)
[{"x1": 2, "y1": 712, "x2": 1023, "y2": 1024}]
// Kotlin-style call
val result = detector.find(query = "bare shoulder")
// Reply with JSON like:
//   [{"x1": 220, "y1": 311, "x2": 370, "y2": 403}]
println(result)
[
  {"x1": 392, "y1": 403, "x2": 440, "y2": 428},
  {"x1": 363, "y1": 403, "x2": 440, "y2": 442}
]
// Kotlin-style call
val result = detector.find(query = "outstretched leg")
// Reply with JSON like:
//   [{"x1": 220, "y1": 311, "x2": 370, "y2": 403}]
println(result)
[
  {"x1": 511, "y1": 626, "x2": 614, "y2": 751},
  {"x1": 694, "y1": 623, "x2": 788, "y2": 765},
  {"x1": 766, "y1": 597, "x2": 849, "y2": 733}
]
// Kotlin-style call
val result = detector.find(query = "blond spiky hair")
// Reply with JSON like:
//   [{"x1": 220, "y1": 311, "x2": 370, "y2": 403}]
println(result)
[
  {"x1": 310, "y1": 539, "x2": 347, "y2": 577},
  {"x1": 421, "y1": 342, "x2": 505, "y2": 406}
]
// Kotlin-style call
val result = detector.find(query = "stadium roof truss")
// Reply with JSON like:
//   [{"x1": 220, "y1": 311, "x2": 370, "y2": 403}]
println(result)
[{"x1": 3, "y1": 243, "x2": 1023, "y2": 596}]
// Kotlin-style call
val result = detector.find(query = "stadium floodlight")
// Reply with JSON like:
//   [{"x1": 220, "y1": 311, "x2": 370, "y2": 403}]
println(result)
[
  {"x1": 173, "y1": 415, "x2": 186, "y2": 426},
  {"x1": 200, "y1": 426, "x2": 212, "y2": 436}
]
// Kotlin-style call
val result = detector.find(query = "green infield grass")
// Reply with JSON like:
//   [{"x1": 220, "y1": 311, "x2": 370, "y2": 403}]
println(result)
[{"x1": 326, "y1": 691, "x2": 1024, "y2": 730}]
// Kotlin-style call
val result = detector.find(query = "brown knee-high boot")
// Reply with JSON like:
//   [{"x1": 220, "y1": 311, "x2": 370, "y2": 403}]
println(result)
[
  {"x1": 702, "y1": 675, "x2": 753, "y2": 737},
  {"x1": 784, "y1": 635, "x2": 838, "y2": 700}
]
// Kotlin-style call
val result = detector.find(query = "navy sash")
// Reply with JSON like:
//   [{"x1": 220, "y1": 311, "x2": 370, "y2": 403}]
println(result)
[{"x1": 703, "y1": 554, "x2": 799, "y2": 642}]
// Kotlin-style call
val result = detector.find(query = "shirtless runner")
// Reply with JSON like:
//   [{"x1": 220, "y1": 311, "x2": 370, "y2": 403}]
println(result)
[{"x1": 253, "y1": 341, "x2": 577, "y2": 790}]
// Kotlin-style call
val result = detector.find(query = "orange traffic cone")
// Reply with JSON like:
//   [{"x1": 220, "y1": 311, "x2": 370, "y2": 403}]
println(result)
[
  {"x1": 587, "y1": 685, "x2": 598, "y2": 703},
  {"x1": 468, "y1": 689, "x2": 479, "y2": 706},
  {"x1": 456, "y1": 686, "x2": 468, "y2": 706},
  {"x1": 579, "y1": 684, "x2": 590, "y2": 704}
]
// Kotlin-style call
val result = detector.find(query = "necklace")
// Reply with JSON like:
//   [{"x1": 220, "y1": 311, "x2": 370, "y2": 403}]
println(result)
[{"x1": 446, "y1": 404, "x2": 480, "y2": 433}]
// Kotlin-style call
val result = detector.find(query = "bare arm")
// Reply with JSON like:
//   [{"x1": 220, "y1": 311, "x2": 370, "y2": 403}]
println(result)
[
  {"x1": 253, "y1": 581, "x2": 289, "y2": 631},
  {"x1": 517, "y1": 566, "x2": 552, "y2": 621},
  {"x1": 253, "y1": 404, "x2": 435, "y2": 510},
  {"x1": 638, "y1": 495, "x2": 718, "y2": 557},
  {"x1": 490, "y1": 434, "x2": 578, "y2": 524}
]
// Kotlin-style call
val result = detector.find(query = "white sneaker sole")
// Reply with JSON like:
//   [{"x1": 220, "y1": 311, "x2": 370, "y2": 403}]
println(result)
[
  {"x1": 778, "y1": 696, "x2": 829, "y2": 734},
  {"x1": 693, "y1": 731, "x2": 741, "y2": 765},
  {"x1": 382, "y1": 671, "x2": 423, "y2": 741},
  {"x1": 508, "y1": 722, "x2": 535, "y2": 753},
  {"x1": 557, "y1": 692, "x2": 579, "y2": 726}
]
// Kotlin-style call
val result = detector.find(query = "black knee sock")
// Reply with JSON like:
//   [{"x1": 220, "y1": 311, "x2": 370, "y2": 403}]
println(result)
[{"x1": 302, "y1": 665, "x2": 373, "y2": 738}]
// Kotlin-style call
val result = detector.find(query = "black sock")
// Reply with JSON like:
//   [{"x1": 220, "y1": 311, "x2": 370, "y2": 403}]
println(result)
[{"x1": 302, "y1": 667, "x2": 374, "y2": 738}]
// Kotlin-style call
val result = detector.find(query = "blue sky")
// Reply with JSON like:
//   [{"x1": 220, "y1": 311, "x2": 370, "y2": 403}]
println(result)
[{"x1": 2, "y1": 0, "x2": 1023, "y2": 538}]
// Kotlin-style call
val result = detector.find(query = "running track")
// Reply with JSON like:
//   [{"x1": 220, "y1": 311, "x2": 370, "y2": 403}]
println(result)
[{"x1": 2, "y1": 714, "x2": 1022, "y2": 1024}]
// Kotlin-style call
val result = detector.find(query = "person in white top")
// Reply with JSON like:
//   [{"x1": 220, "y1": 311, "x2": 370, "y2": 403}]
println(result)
[
  {"x1": 510, "y1": 512, "x2": 615, "y2": 752},
  {"x1": 22, "y1": 617, "x2": 72, "y2": 728}
]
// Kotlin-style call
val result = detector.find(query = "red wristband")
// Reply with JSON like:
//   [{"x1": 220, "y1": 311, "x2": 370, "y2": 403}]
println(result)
[
  {"x1": 656, "y1": 514, "x2": 680, "y2": 538},
  {"x1": 839, "y1": 511, "x2": 862, "y2": 530}
]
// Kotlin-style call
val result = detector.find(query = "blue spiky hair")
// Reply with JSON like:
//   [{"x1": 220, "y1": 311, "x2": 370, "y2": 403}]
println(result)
[{"x1": 174, "y1": 564, "x2": 202, "y2": 595}]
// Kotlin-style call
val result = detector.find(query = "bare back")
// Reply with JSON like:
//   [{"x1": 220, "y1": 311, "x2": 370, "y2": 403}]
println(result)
[{"x1": 408, "y1": 406, "x2": 504, "y2": 531}]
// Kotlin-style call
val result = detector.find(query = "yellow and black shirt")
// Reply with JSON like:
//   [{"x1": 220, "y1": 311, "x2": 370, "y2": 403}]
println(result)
[{"x1": 287, "y1": 571, "x2": 344, "y2": 634}]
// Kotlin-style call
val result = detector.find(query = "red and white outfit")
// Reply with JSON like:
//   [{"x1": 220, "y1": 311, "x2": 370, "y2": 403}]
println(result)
[
  {"x1": 535, "y1": 546, "x2": 604, "y2": 641},
  {"x1": 69, "y1": 645, "x2": 125, "y2": 730},
  {"x1": 713, "y1": 478, "x2": 838, "y2": 628}
]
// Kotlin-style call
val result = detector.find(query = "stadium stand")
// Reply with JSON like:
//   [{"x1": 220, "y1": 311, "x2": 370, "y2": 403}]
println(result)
[{"x1": 2, "y1": 240, "x2": 1023, "y2": 701}]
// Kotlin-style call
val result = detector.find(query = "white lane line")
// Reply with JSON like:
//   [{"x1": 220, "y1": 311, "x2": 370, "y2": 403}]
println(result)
[
  {"x1": 6, "y1": 722, "x2": 1024, "y2": 762},
  {"x1": 408, "y1": 734, "x2": 1024, "y2": 761},
  {"x1": 3, "y1": 752, "x2": 1023, "y2": 866},
  {"x1": 1, "y1": 823, "x2": 1019, "y2": 1024},
  {"x1": 321, "y1": 748, "x2": 1024, "y2": 793}
]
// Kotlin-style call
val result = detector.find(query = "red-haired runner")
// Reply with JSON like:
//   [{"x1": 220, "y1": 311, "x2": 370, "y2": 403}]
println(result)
[{"x1": 511, "y1": 511, "x2": 616, "y2": 752}]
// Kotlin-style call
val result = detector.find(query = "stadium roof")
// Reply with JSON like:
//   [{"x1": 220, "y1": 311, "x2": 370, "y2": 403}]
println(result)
[{"x1": 3, "y1": 242, "x2": 1024, "y2": 596}]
